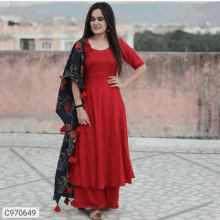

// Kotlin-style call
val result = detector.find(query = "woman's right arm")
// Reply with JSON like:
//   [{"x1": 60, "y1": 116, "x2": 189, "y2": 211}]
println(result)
[{"x1": 71, "y1": 80, "x2": 91, "y2": 127}]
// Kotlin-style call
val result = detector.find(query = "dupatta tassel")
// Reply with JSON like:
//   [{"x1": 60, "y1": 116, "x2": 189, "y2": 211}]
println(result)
[
  {"x1": 60, "y1": 124, "x2": 71, "y2": 132},
  {"x1": 54, "y1": 205, "x2": 61, "y2": 212},
  {"x1": 60, "y1": 125, "x2": 66, "y2": 132},
  {"x1": 70, "y1": 200, "x2": 75, "y2": 207},
  {"x1": 64, "y1": 197, "x2": 69, "y2": 205},
  {"x1": 80, "y1": 91, "x2": 87, "y2": 100}
]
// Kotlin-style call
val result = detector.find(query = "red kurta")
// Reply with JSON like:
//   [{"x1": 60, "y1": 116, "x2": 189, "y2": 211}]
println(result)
[{"x1": 69, "y1": 37, "x2": 145, "y2": 208}]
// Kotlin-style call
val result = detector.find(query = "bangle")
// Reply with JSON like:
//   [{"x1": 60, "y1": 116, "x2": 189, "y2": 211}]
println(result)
[{"x1": 75, "y1": 104, "x2": 83, "y2": 109}]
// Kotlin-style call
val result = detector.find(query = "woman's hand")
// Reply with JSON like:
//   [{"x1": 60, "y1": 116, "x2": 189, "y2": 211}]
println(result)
[
  {"x1": 108, "y1": 76, "x2": 125, "y2": 89},
  {"x1": 76, "y1": 108, "x2": 92, "y2": 127}
]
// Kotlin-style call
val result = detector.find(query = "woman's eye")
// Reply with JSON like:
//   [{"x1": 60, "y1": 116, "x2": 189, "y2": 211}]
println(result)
[{"x1": 90, "y1": 18, "x2": 104, "y2": 21}]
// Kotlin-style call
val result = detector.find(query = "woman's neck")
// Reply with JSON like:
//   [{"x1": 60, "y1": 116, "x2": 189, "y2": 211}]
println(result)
[{"x1": 90, "y1": 33, "x2": 108, "y2": 42}]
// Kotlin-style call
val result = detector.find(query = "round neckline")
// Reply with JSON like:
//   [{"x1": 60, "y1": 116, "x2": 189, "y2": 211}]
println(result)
[{"x1": 86, "y1": 37, "x2": 110, "y2": 51}]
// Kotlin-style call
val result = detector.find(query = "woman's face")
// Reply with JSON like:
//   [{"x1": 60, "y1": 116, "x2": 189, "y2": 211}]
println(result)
[{"x1": 90, "y1": 8, "x2": 107, "y2": 36}]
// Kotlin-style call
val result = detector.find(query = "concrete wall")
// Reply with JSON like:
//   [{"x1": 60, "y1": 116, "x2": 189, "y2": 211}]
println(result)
[{"x1": 0, "y1": 51, "x2": 220, "y2": 139}]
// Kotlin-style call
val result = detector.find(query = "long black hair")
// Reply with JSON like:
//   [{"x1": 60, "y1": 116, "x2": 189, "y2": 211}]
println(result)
[{"x1": 82, "y1": 2, "x2": 123, "y2": 77}]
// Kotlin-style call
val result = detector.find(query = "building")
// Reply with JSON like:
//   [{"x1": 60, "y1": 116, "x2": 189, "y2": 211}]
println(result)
[{"x1": 0, "y1": 14, "x2": 135, "y2": 51}]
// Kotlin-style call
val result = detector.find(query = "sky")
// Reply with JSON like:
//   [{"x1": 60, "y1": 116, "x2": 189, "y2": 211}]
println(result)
[
  {"x1": 0, "y1": 0, "x2": 218, "y2": 26},
  {"x1": 1, "y1": 1, "x2": 89, "y2": 7},
  {"x1": 0, "y1": 0, "x2": 210, "y2": 8},
  {"x1": 1, "y1": 1, "x2": 92, "y2": 7}
]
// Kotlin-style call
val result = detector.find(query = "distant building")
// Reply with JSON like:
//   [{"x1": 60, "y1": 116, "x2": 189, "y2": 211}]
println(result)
[
  {"x1": 0, "y1": 14, "x2": 135, "y2": 51},
  {"x1": 0, "y1": 14, "x2": 37, "y2": 27},
  {"x1": 43, "y1": 14, "x2": 77, "y2": 26}
]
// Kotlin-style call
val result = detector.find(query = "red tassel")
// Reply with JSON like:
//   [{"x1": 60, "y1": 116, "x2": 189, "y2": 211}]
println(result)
[
  {"x1": 59, "y1": 75, "x2": 63, "y2": 79},
  {"x1": 69, "y1": 156, "x2": 77, "y2": 163},
  {"x1": 54, "y1": 205, "x2": 61, "y2": 212},
  {"x1": 64, "y1": 197, "x2": 69, "y2": 205},
  {"x1": 60, "y1": 125, "x2": 66, "y2": 132},
  {"x1": 80, "y1": 91, "x2": 87, "y2": 99}
]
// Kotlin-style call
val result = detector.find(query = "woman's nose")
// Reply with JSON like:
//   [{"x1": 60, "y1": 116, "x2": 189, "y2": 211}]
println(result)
[{"x1": 94, "y1": 19, "x2": 98, "y2": 25}]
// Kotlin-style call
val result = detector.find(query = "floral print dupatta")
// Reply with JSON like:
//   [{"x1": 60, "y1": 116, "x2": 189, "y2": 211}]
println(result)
[{"x1": 53, "y1": 37, "x2": 87, "y2": 212}]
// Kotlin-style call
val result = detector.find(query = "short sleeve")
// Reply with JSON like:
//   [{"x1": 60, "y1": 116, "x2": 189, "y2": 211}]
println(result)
[{"x1": 119, "y1": 38, "x2": 145, "y2": 69}]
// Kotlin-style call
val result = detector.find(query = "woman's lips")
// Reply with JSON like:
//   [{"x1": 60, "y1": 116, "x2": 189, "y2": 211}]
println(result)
[{"x1": 94, "y1": 27, "x2": 100, "y2": 30}]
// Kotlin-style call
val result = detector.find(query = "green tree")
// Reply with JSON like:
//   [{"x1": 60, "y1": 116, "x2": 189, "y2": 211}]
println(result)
[{"x1": 134, "y1": 29, "x2": 220, "y2": 52}]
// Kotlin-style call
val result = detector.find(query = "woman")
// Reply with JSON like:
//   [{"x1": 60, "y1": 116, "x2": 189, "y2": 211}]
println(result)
[{"x1": 54, "y1": 2, "x2": 147, "y2": 220}]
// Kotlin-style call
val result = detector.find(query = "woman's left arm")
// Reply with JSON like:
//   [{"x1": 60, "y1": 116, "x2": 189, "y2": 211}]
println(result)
[
  {"x1": 122, "y1": 64, "x2": 147, "y2": 88},
  {"x1": 109, "y1": 64, "x2": 147, "y2": 89}
]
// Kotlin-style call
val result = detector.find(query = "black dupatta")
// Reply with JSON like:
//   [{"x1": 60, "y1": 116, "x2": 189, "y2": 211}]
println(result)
[{"x1": 53, "y1": 37, "x2": 87, "y2": 212}]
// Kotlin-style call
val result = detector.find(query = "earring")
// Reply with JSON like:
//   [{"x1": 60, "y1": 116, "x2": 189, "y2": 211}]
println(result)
[{"x1": 107, "y1": 29, "x2": 110, "y2": 32}]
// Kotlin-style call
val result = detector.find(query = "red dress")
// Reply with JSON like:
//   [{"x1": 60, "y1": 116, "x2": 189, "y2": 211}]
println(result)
[{"x1": 69, "y1": 37, "x2": 145, "y2": 208}]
